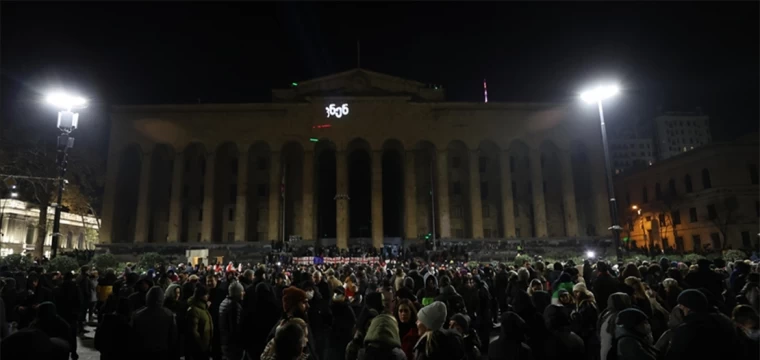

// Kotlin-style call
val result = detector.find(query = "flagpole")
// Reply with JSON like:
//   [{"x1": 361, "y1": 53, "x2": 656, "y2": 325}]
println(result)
[
  {"x1": 430, "y1": 156, "x2": 436, "y2": 251},
  {"x1": 281, "y1": 164, "x2": 286, "y2": 245}
]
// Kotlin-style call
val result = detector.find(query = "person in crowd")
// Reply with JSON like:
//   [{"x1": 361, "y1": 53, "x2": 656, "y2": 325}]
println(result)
[
  {"x1": 684, "y1": 259, "x2": 724, "y2": 298},
  {"x1": 659, "y1": 278, "x2": 682, "y2": 312},
  {"x1": 571, "y1": 283, "x2": 599, "y2": 360},
  {"x1": 271, "y1": 286, "x2": 318, "y2": 359},
  {"x1": 543, "y1": 303, "x2": 585, "y2": 360},
  {"x1": 205, "y1": 274, "x2": 225, "y2": 360},
  {"x1": 325, "y1": 268, "x2": 342, "y2": 293},
  {"x1": 328, "y1": 286, "x2": 356, "y2": 359},
  {"x1": 449, "y1": 313, "x2": 481, "y2": 360},
  {"x1": 346, "y1": 307, "x2": 378, "y2": 360},
  {"x1": 396, "y1": 277, "x2": 417, "y2": 304},
  {"x1": 29, "y1": 301, "x2": 77, "y2": 359},
  {"x1": 75, "y1": 266, "x2": 93, "y2": 333},
  {"x1": 666, "y1": 289, "x2": 739, "y2": 360},
  {"x1": 396, "y1": 299, "x2": 419, "y2": 360},
  {"x1": 132, "y1": 286, "x2": 178, "y2": 358},
  {"x1": 552, "y1": 273, "x2": 575, "y2": 305},
  {"x1": 739, "y1": 272, "x2": 760, "y2": 312},
  {"x1": 528, "y1": 278, "x2": 543, "y2": 296},
  {"x1": 246, "y1": 270, "x2": 281, "y2": 359},
  {"x1": 186, "y1": 286, "x2": 213, "y2": 360},
  {"x1": 54, "y1": 271, "x2": 80, "y2": 349},
  {"x1": 356, "y1": 314, "x2": 406, "y2": 360},
  {"x1": 592, "y1": 262, "x2": 619, "y2": 311},
  {"x1": 95, "y1": 298, "x2": 132, "y2": 360},
  {"x1": 623, "y1": 277, "x2": 653, "y2": 318},
  {"x1": 613, "y1": 308, "x2": 659, "y2": 360},
  {"x1": 18, "y1": 272, "x2": 54, "y2": 328},
  {"x1": 653, "y1": 303, "x2": 684, "y2": 354},
  {"x1": 128, "y1": 277, "x2": 153, "y2": 312},
  {"x1": 416, "y1": 273, "x2": 440, "y2": 308},
  {"x1": 163, "y1": 283, "x2": 182, "y2": 311},
  {"x1": 1, "y1": 328, "x2": 70, "y2": 360},
  {"x1": 732, "y1": 304, "x2": 759, "y2": 359},
  {"x1": 261, "y1": 318, "x2": 309, "y2": 360},
  {"x1": 312, "y1": 271, "x2": 331, "y2": 303},
  {"x1": 219, "y1": 281, "x2": 245, "y2": 360},
  {"x1": 489, "y1": 311, "x2": 532, "y2": 360},
  {"x1": 413, "y1": 300, "x2": 455, "y2": 360}
]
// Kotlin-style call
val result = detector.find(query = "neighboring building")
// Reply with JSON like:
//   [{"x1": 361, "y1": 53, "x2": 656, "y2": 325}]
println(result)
[
  {"x1": 610, "y1": 127, "x2": 655, "y2": 175},
  {"x1": 655, "y1": 111, "x2": 712, "y2": 161},
  {"x1": 615, "y1": 135, "x2": 759, "y2": 252},
  {"x1": 0, "y1": 199, "x2": 99, "y2": 257},
  {"x1": 100, "y1": 68, "x2": 615, "y2": 252}
]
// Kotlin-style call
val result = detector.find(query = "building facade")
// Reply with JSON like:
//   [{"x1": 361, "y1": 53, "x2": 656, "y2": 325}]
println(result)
[
  {"x1": 655, "y1": 111, "x2": 712, "y2": 161},
  {"x1": 99, "y1": 69, "x2": 614, "y2": 249},
  {"x1": 616, "y1": 135, "x2": 759, "y2": 251},
  {"x1": 610, "y1": 135, "x2": 655, "y2": 175},
  {"x1": 0, "y1": 199, "x2": 99, "y2": 257}
]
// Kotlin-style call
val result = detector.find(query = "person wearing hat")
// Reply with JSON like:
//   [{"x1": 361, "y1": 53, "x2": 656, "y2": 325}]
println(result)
[
  {"x1": 414, "y1": 301, "x2": 454, "y2": 360},
  {"x1": 186, "y1": 286, "x2": 213, "y2": 360},
  {"x1": 666, "y1": 289, "x2": 739, "y2": 360},
  {"x1": 132, "y1": 286, "x2": 178, "y2": 358},
  {"x1": 356, "y1": 314, "x2": 406, "y2": 360},
  {"x1": 613, "y1": 308, "x2": 658, "y2": 360},
  {"x1": 449, "y1": 313, "x2": 481, "y2": 360},
  {"x1": 265, "y1": 286, "x2": 319, "y2": 360}
]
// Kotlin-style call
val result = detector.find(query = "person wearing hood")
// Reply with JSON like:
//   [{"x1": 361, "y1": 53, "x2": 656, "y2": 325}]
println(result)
[
  {"x1": 245, "y1": 273, "x2": 282, "y2": 359},
  {"x1": 416, "y1": 273, "x2": 439, "y2": 307},
  {"x1": 346, "y1": 307, "x2": 378, "y2": 360},
  {"x1": 95, "y1": 298, "x2": 133, "y2": 360},
  {"x1": 219, "y1": 282, "x2": 245, "y2": 360},
  {"x1": 128, "y1": 277, "x2": 153, "y2": 313},
  {"x1": 434, "y1": 276, "x2": 466, "y2": 319},
  {"x1": 186, "y1": 286, "x2": 213, "y2": 360},
  {"x1": 571, "y1": 283, "x2": 599, "y2": 359},
  {"x1": 489, "y1": 311, "x2": 533, "y2": 360},
  {"x1": 163, "y1": 283, "x2": 183, "y2": 312},
  {"x1": 449, "y1": 313, "x2": 482, "y2": 360},
  {"x1": 653, "y1": 303, "x2": 685, "y2": 354},
  {"x1": 666, "y1": 289, "x2": 739, "y2": 360},
  {"x1": 132, "y1": 286, "x2": 178, "y2": 358},
  {"x1": 613, "y1": 308, "x2": 659, "y2": 360},
  {"x1": 30, "y1": 301, "x2": 76, "y2": 357},
  {"x1": 543, "y1": 304, "x2": 585, "y2": 360},
  {"x1": 357, "y1": 314, "x2": 406, "y2": 360},
  {"x1": 396, "y1": 277, "x2": 418, "y2": 304},
  {"x1": 328, "y1": 286, "x2": 356, "y2": 359},
  {"x1": 408, "y1": 263, "x2": 425, "y2": 295},
  {"x1": 531, "y1": 290, "x2": 551, "y2": 315},
  {"x1": 598, "y1": 292, "x2": 632, "y2": 360}
]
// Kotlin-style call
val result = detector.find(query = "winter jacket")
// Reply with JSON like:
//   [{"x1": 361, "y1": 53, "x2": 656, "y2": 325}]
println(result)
[
  {"x1": 219, "y1": 296, "x2": 244, "y2": 359},
  {"x1": 186, "y1": 296, "x2": 213, "y2": 352},
  {"x1": 95, "y1": 312, "x2": 132, "y2": 360},
  {"x1": 592, "y1": 272, "x2": 619, "y2": 311},
  {"x1": 416, "y1": 274, "x2": 439, "y2": 307},
  {"x1": 489, "y1": 312, "x2": 533, "y2": 360},
  {"x1": 435, "y1": 285, "x2": 466, "y2": 317},
  {"x1": 666, "y1": 311, "x2": 739, "y2": 360},
  {"x1": 29, "y1": 302, "x2": 74, "y2": 347},
  {"x1": 329, "y1": 300, "x2": 356, "y2": 359},
  {"x1": 76, "y1": 274, "x2": 93, "y2": 306},
  {"x1": 357, "y1": 314, "x2": 407, "y2": 360},
  {"x1": 400, "y1": 327, "x2": 420, "y2": 360},
  {"x1": 413, "y1": 329, "x2": 464, "y2": 360},
  {"x1": 408, "y1": 270, "x2": 425, "y2": 295},
  {"x1": 543, "y1": 304, "x2": 585, "y2": 360},
  {"x1": 614, "y1": 326, "x2": 659, "y2": 360},
  {"x1": 132, "y1": 287, "x2": 178, "y2": 355}
]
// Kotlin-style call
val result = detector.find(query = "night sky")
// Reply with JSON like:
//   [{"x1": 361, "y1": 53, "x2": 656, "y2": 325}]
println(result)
[{"x1": 1, "y1": 2, "x2": 758, "y2": 146}]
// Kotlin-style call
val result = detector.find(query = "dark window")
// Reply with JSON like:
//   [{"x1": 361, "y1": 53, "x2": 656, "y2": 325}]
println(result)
[
  {"x1": 510, "y1": 156, "x2": 516, "y2": 173},
  {"x1": 453, "y1": 181, "x2": 462, "y2": 195},
  {"x1": 515, "y1": 228, "x2": 521, "y2": 237},
  {"x1": 484, "y1": 229, "x2": 492, "y2": 238},
  {"x1": 482, "y1": 206, "x2": 490, "y2": 218},
  {"x1": 455, "y1": 229, "x2": 464, "y2": 238},
  {"x1": 742, "y1": 231, "x2": 751, "y2": 248},
  {"x1": 479, "y1": 157, "x2": 487, "y2": 173},
  {"x1": 675, "y1": 236, "x2": 684, "y2": 252},
  {"x1": 684, "y1": 175, "x2": 693, "y2": 193},
  {"x1": 229, "y1": 185, "x2": 237, "y2": 202},
  {"x1": 750, "y1": 164, "x2": 759, "y2": 185},
  {"x1": 672, "y1": 210, "x2": 681, "y2": 225},
  {"x1": 480, "y1": 181, "x2": 489, "y2": 199},
  {"x1": 258, "y1": 157, "x2": 268, "y2": 170},
  {"x1": 513, "y1": 203, "x2": 519, "y2": 217},
  {"x1": 257, "y1": 184, "x2": 267, "y2": 197},
  {"x1": 227, "y1": 232, "x2": 235, "y2": 242},
  {"x1": 197, "y1": 233, "x2": 202, "y2": 242},
  {"x1": 230, "y1": 159, "x2": 238, "y2": 175},
  {"x1": 182, "y1": 185, "x2": 189, "y2": 199},
  {"x1": 452, "y1": 207, "x2": 463, "y2": 218},
  {"x1": 642, "y1": 187, "x2": 649, "y2": 203},
  {"x1": 707, "y1": 204, "x2": 717, "y2": 220},
  {"x1": 198, "y1": 208, "x2": 203, "y2": 221},
  {"x1": 659, "y1": 213, "x2": 666, "y2": 226},
  {"x1": 655, "y1": 183, "x2": 662, "y2": 200},
  {"x1": 689, "y1": 207, "x2": 698, "y2": 222},
  {"x1": 710, "y1": 232, "x2": 721, "y2": 250},
  {"x1": 511, "y1": 181, "x2": 518, "y2": 200},
  {"x1": 669, "y1": 179, "x2": 677, "y2": 196},
  {"x1": 452, "y1": 157, "x2": 461, "y2": 169},
  {"x1": 228, "y1": 208, "x2": 235, "y2": 221},
  {"x1": 692, "y1": 234, "x2": 701, "y2": 252},
  {"x1": 702, "y1": 168, "x2": 712, "y2": 189},
  {"x1": 199, "y1": 185, "x2": 205, "y2": 199}
]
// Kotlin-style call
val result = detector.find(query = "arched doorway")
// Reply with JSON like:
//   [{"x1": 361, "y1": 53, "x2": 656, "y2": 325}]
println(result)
[
  {"x1": 508, "y1": 140, "x2": 533, "y2": 237},
  {"x1": 180, "y1": 143, "x2": 206, "y2": 243},
  {"x1": 381, "y1": 140, "x2": 404, "y2": 238},
  {"x1": 447, "y1": 141, "x2": 471, "y2": 238},
  {"x1": 571, "y1": 142, "x2": 597, "y2": 236},
  {"x1": 315, "y1": 140, "x2": 337, "y2": 239},
  {"x1": 213, "y1": 142, "x2": 238, "y2": 243},
  {"x1": 112, "y1": 145, "x2": 142, "y2": 243},
  {"x1": 148, "y1": 144, "x2": 174, "y2": 243},
  {"x1": 413, "y1": 141, "x2": 436, "y2": 239},
  {"x1": 347, "y1": 139, "x2": 371, "y2": 239},
  {"x1": 281, "y1": 142, "x2": 304, "y2": 241},
  {"x1": 246, "y1": 142, "x2": 271, "y2": 242},
  {"x1": 478, "y1": 141, "x2": 502, "y2": 238},
  {"x1": 541, "y1": 141, "x2": 566, "y2": 237}
]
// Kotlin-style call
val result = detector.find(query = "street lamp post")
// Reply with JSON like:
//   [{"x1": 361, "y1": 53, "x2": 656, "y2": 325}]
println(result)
[
  {"x1": 46, "y1": 92, "x2": 86, "y2": 259},
  {"x1": 581, "y1": 85, "x2": 623, "y2": 262}
]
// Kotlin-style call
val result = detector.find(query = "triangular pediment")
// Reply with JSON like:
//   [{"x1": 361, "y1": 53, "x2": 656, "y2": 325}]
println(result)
[{"x1": 272, "y1": 68, "x2": 445, "y2": 102}]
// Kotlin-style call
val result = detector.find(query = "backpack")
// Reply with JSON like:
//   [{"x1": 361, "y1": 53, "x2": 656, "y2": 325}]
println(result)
[{"x1": 606, "y1": 334, "x2": 636, "y2": 360}]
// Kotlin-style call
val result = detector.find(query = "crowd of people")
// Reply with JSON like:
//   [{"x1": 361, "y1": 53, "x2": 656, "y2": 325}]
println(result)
[{"x1": 0, "y1": 253, "x2": 759, "y2": 360}]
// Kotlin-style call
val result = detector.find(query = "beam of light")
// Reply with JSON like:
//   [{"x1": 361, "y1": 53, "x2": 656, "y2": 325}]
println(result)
[
  {"x1": 580, "y1": 85, "x2": 619, "y2": 103},
  {"x1": 46, "y1": 92, "x2": 88, "y2": 109},
  {"x1": 586, "y1": 251, "x2": 595, "y2": 259}
]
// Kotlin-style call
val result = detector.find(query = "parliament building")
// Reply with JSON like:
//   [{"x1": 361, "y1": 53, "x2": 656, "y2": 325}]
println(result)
[{"x1": 99, "y1": 69, "x2": 613, "y2": 250}]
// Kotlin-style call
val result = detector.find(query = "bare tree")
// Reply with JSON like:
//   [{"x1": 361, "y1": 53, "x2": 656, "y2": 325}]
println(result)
[{"x1": 703, "y1": 196, "x2": 740, "y2": 250}]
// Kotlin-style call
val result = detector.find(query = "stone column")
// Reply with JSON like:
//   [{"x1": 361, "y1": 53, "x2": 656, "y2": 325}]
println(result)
[
  {"x1": 167, "y1": 152, "x2": 184, "y2": 242},
  {"x1": 99, "y1": 152, "x2": 121, "y2": 244},
  {"x1": 302, "y1": 151, "x2": 315, "y2": 241},
  {"x1": 268, "y1": 152, "x2": 282, "y2": 242},
  {"x1": 468, "y1": 151, "x2": 484, "y2": 238},
  {"x1": 335, "y1": 151, "x2": 349, "y2": 249},
  {"x1": 559, "y1": 151, "x2": 579, "y2": 237},
  {"x1": 371, "y1": 150, "x2": 384, "y2": 248},
  {"x1": 201, "y1": 152, "x2": 216, "y2": 242},
  {"x1": 530, "y1": 149, "x2": 548, "y2": 237},
  {"x1": 134, "y1": 152, "x2": 153, "y2": 243},
  {"x1": 404, "y1": 151, "x2": 417, "y2": 240},
  {"x1": 499, "y1": 151, "x2": 516, "y2": 238},
  {"x1": 234, "y1": 150, "x2": 249, "y2": 242},
  {"x1": 435, "y1": 149, "x2": 452, "y2": 238}
]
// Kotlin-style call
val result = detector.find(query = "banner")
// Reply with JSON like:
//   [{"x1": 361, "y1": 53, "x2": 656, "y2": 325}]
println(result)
[{"x1": 289, "y1": 257, "x2": 381, "y2": 265}]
